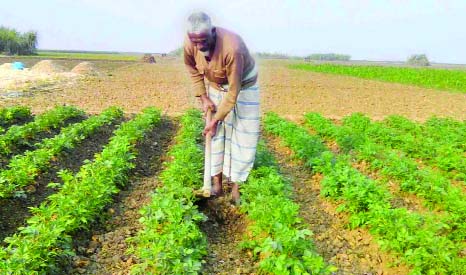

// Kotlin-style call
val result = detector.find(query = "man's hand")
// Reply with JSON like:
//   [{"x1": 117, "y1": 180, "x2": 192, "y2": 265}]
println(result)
[
  {"x1": 199, "y1": 94, "x2": 216, "y2": 114},
  {"x1": 203, "y1": 118, "x2": 219, "y2": 137}
]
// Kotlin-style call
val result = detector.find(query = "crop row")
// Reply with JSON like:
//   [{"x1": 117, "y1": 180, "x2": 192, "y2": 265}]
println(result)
[
  {"x1": 291, "y1": 63, "x2": 466, "y2": 93},
  {"x1": 0, "y1": 106, "x2": 31, "y2": 128},
  {"x1": 377, "y1": 115, "x2": 466, "y2": 179},
  {"x1": 264, "y1": 113, "x2": 465, "y2": 275},
  {"x1": 0, "y1": 105, "x2": 85, "y2": 156},
  {"x1": 0, "y1": 107, "x2": 123, "y2": 198},
  {"x1": 128, "y1": 109, "x2": 207, "y2": 275},
  {"x1": 384, "y1": 116, "x2": 466, "y2": 151},
  {"x1": 0, "y1": 107, "x2": 161, "y2": 274},
  {"x1": 304, "y1": 113, "x2": 466, "y2": 241},
  {"x1": 240, "y1": 142, "x2": 336, "y2": 274},
  {"x1": 129, "y1": 109, "x2": 334, "y2": 275}
]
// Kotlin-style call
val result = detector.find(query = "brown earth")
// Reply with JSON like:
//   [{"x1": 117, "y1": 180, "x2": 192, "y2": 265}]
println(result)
[
  {"x1": 1, "y1": 59, "x2": 465, "y2": 122},
  {"x1": 31, "y1": 60, "x2": 66, "y2": 74},
  {"x1": 71, "y1": 62, "x2": 100, "y2": 75},
  {"x1": 260, "y1": 60, "x2": 466, "y2": 122},
  {"x1": 198, "y1": 200, "x2": 256, "y2": 275},
  {"x1": 198, "y1": 187, "x2": 257, "y2": 275}
]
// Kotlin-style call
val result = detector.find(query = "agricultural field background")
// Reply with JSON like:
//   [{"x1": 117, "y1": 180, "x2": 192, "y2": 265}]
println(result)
[
  {"x1": 292, "y1": 63, "x2": 466, "y2": 93},
  {"x1": 1, "y1": 55, "x2": 466, "y2": 121},
  {"x1": 36, "y1": 50, "x2": 141, "y2": 61},
  {"x1": 0, "y1": 53, "x2": 465, "y2": 275}
]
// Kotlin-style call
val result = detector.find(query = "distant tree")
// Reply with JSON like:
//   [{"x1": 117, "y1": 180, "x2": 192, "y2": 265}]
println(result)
[
  {"x1": 305, "y1": 53, "x2": 351, "y2": 61},
  {"x1": 406, "y1": 54, "x2": 430, "y2": 66},
  {"x1": 168, "y1": 47, "x2": 183, "y2": 57},
  {"x1": 254, "y1": 52, "x2": 291, "y2": 59},
  {"x1": 0, "y1": 26, "x2": 38, "y2": 55}
]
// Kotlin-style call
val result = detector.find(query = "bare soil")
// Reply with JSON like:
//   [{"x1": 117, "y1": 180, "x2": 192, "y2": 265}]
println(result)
[
  {"x1": 198, "y1": 188, "x2": 257, "y2": 275},
  {"x1": 2, "y1": 59, "x2": 465, "y2": 122},
  {"x1": 260, "y1": 60, "x2": 466, "y2": 122}
]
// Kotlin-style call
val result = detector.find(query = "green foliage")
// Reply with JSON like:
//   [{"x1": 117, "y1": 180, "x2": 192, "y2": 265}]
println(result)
[
  {"x1": 128, "y1": 109, "x2": 207, "y2": 275},
  {"x1": 381, "y1": 115, "x2": 466, "y2": 179},
  {"x1": 305, "y1": 112, "x2": 466, "y2": 241},
  {"x1": 167, "y1": 47, "x2": 183, "y2": 57},
  {"x1": 265, "y1": 112, "x2": 466, "y2": 275},
  {"x1": 36, "y1": 51, "x2": 140, "y2": 61},
  {"x1": 0, "y1": 107, "x2": 161, "y2": 274},
  {"x1": 0, "y1": 106, "x2": 31, "y2": 134},
  {"x1": 0, "y1": 107, "x2": 123, "y2": 198},
  {"x1": 240, "y1": 141, "x2": 336, "y2": 275},
  {"x1": 254, "y1": 52, "x2": 291, "y2": 59},
  {"x1": 0, "y1": 106, "x2": 31, "y2": 127},
  {"x1": 291, "y1": 63, "x2": 466, "y2": 93},
  {"x1": 406, "y1": 54, "x2": 430, "y2": 66},
  {"x1": 0, "y1": 105, "x2": 84, "y2": 156},
  {"x1": 305, "y1": 53, "x2": 351, "y2": 61},
  {"x1": 0, "y1": 26, "x2": 37, "y2": 55}
]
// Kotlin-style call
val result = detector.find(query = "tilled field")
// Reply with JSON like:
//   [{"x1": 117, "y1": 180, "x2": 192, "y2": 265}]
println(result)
[
  {"x1": 0, "y1": 59, "x2": 465, "y2": 274},
  {"x1": 1, "y1": 58, "x2": 465, "y2": 121}
]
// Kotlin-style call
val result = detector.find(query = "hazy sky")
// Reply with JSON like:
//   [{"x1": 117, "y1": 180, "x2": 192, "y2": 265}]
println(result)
[{"x1": 1, "y1": 0, "x2": 465, "y2": 63}]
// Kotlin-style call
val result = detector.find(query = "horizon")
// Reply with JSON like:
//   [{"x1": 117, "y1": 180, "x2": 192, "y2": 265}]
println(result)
[{"x1": 1, "y1": 0, "x2": 466, "y2": 64}]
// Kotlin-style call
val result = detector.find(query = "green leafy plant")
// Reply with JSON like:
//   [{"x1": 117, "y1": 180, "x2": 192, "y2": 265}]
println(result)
[
  {"x1": 0, "y1": 105, "x2": 84, "y2": 156},
  {"x1": 380, "y1": 115, "x2": 466, "y2": 180},
  {"x1": 291, "y1": 63, "x2": 466, "y2": 93},
  {"x1": 0, "y1": 106, "x2": 31, "y2": 127},
  {"x1": 240, "y1": 142, "x2": 336, "y2": 274},
  {"x1": 264, "y1": 112, "x2": 465, "y2": 275},
  {"x1": 304, "y1": 113, "x2": 466, "y2": 241},
  {"x1": 128, "y1": 109, "x2": 207, "y2": 275}
]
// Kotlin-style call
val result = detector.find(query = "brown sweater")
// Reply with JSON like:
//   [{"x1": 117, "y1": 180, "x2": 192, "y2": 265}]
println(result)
[{"x1": 184, "y1": 27, "x2": 257, "y2": 120}]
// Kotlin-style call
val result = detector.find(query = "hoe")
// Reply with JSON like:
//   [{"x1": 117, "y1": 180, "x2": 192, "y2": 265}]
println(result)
[{"x1": 194, "y1": 107, "x2": 212, "y2": 198}]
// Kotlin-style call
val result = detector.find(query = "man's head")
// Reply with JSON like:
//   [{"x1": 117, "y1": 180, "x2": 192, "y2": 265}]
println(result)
[{"x1": 187, "y1": 12, "x2": 216, "y2": 55}]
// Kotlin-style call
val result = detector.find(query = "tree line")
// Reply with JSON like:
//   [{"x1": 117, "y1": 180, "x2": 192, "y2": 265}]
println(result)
[{"x1": 0, "y1": 26, "x2": 38, "y2": 55}]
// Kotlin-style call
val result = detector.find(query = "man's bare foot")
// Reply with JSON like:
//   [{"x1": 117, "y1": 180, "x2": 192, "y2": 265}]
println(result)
[
  {"x1": 212, "y1": 173, "x2": 223, "y2": 196},
  {"x1": 231, "y1": 183, "x2": 240, "y2": 204}
]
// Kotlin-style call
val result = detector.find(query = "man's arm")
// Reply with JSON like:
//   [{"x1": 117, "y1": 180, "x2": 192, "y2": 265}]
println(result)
[
  {"x1": 183, "y1": 43, "x2": 207, "y2": 97},
  {"x1": 214, "y1": 51, "x2": 244, "y2": 121}
]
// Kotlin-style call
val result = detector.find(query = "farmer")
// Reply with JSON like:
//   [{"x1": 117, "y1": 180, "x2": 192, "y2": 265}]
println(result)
[{"x1": 184, "y1": 12, "x2": 259, "y2": 204}]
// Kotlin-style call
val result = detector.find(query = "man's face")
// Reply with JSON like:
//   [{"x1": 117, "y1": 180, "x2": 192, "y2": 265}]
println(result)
[{"x1": 188, "y1": 30, "x2": 214, "y2": 52}]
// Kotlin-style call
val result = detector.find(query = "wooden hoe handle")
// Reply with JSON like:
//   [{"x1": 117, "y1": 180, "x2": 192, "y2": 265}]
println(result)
[{"x1": 201, "y1": 108, "x2": 213, "y2": 197}]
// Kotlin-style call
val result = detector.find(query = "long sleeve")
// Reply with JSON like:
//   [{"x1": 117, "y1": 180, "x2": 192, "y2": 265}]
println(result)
[
  {"x1": 183, "y1": 43, "x2": 207, "y2": 97},
  {"x1": 214, "y1": 51, "x2": 244, "y2": 120}
]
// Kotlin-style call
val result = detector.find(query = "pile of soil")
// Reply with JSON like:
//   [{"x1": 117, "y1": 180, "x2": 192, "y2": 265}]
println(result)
[
  {"x1": 0, "y1": 63, "x2": 12, "y2": 70},
  {"x1": 71, "y1": 62, "x2": 100, "y2": 75},
  {"x1": 71, "y1": 61, "x2": 100, "y2": 75},
  {"x1": 31, "y1": 60, "x2": 66, "y2": 74}
]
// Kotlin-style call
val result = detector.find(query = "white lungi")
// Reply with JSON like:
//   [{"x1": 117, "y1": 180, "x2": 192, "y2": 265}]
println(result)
[{"x1": 209, "y1": 81, "x2": 260, "y2": 183}]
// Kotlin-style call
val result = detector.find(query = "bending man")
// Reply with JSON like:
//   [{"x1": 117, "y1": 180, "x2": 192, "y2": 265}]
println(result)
[{"x1": 184, "y1": 12, "x2": 260, "y2": 203}]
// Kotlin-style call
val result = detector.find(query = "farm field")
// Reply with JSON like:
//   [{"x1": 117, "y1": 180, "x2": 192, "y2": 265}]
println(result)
[
  {"x1": 291, "y1": 63, "x2": 466, "y2": 93},
  {"x1": 0, "y1": 57, "x2": 465, "y2": 275}
]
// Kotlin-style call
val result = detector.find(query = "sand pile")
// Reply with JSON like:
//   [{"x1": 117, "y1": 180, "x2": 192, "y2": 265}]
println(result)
[
  {"x1": 0, "y1": 63, "x2": 12, "y2": 70},
  {"x1": 31, "y1": 60, "x2": 66, "y2": 74},
  {"x1": 71, "y1": 62, "x2": 99, "y2": 75}
]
